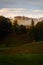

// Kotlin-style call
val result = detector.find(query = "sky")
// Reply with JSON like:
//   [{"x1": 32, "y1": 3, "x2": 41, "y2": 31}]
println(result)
[{"x1": 0, "y1": 0, "x2": 43, "y2": 18}]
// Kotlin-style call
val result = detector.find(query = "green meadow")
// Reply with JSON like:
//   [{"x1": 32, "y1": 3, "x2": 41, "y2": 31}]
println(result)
[
  {"x1": 0, "y1": 41, "x2": 43, "y2": 65},
  {"x1": 0, "y1": 54, "x2": 43, "y2": 65}
]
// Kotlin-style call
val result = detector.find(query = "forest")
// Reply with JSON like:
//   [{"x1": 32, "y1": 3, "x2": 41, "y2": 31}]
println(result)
[{"x1": 0, "y1": 16, "x2": 43, "y2": 43}]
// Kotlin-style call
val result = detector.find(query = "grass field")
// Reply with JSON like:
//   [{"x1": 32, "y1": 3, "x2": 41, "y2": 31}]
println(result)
[
  {"x1": 0, "y1": 38, "x2": 43, "y2": 65},
  {"x1": 0, "y1": 42, "x2": 43, "y2": 65},
  {"x1": 0, "y1": 41, "x2": 43, "y2": 54},
  {"x1": 0, "y1": 54, "x2": 43, "y2": 65}
]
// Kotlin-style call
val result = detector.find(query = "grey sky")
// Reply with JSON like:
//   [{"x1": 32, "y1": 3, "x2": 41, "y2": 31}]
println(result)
[{"x1": 0, "y1": 0, "x2": 43, "y2": 18}]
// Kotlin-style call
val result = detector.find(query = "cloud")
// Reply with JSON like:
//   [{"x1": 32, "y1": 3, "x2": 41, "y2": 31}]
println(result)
[
  {"x1": 33, "y1": 10, "x2": 43, "y2": 13},
  {"x1": 0, "y1": 8, "x2": 10, "y2": 13},
  {"x1": 0, "y1": 8, "x2": 27, "y2": 17},
  {"x1": 0, "y1": 8, "x2": 43, "y2": 18},
  {"x1": 11, "y1": 8, "x2": 27, "y2": 12}
]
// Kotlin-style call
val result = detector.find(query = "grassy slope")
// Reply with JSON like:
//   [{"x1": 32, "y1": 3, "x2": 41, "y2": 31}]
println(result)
[
  {"x1": 0, "y1": 34, "x2": 43, "y2": 65},
  {"x1": 0, "y1": 41, "x2": 43, "y2": 54}
]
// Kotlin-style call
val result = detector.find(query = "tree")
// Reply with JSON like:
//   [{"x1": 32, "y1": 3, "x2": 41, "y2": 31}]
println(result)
[
  {"x1": 6, "y1": 18, "x2": 12, "y2": 32},
  {"x1": 0, "y1": 16, "x2": 12, "y2": 38},
  {"x1": 13, "y1": 20, "x2": 19, "y2": 33},
  {"x1": 29, "y1": 19, "x2": 35, "y2": 41},
  {"x1": 35, "y1": 20, "x2": 43, "y2": 41},
  {"x1": 19, "y1": 25, "x2": 27, "y2": 34},
  {"x1": 31, "y1": 19, "x2": 34, "y2": 27}
]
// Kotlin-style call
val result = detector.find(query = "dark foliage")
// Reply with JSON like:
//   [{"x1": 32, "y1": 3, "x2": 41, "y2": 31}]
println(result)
[
  {"x1": 0, "y1": 16, "x2": 43, "y2": 44},
  {"x1": 0, "y1": 16, "x2": 12, "y2": 38},
  {"x1": 35, "y1": 21, "x2": 43, "y2": 41}
]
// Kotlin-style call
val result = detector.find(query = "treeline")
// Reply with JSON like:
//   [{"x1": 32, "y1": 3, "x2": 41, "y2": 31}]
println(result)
[{"x1": 0, "y1": 16, "x2": 43, "y2": 42}]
